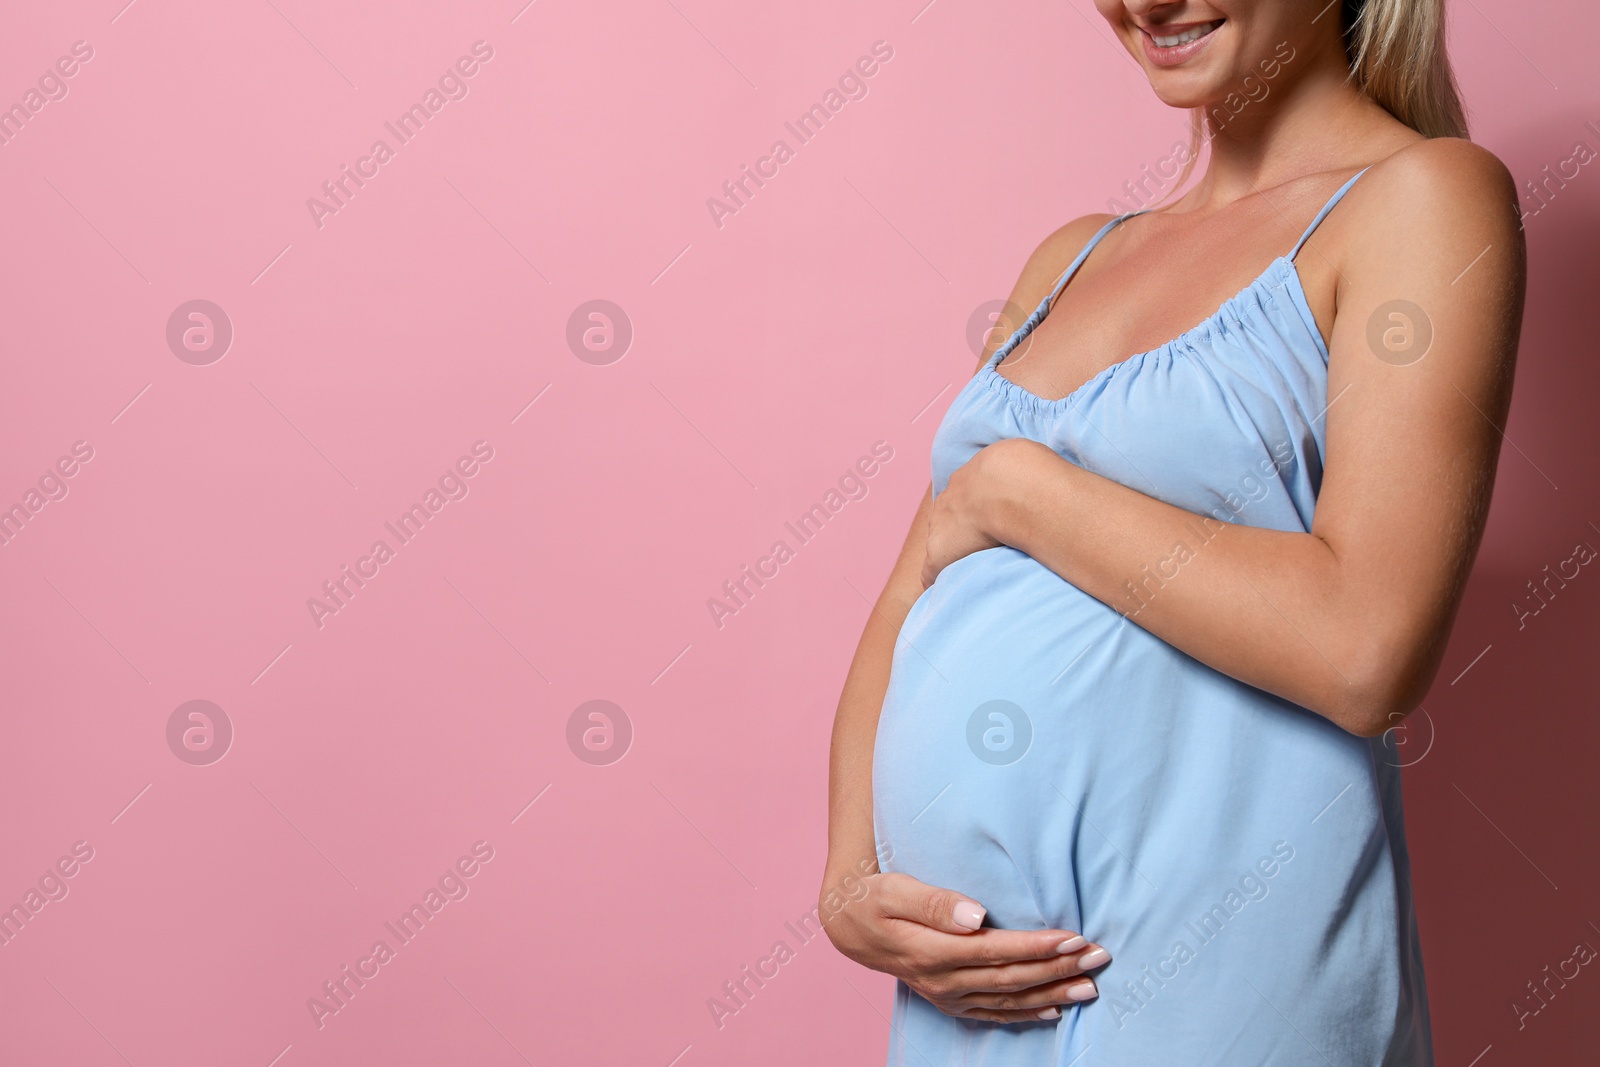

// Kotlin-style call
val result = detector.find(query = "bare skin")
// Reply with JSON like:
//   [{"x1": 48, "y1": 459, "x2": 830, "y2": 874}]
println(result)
[{"x1": 823, "y1": 0, "x2": 1525, "y2": 1027}]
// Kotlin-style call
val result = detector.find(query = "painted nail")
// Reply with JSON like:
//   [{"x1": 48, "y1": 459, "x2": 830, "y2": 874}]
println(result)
[
  {"x1": 1037, "y1": 1007, "x2": 1062, "y2": 1020},
  {"x1": 952, "y1": 901, "x2": 986, "y2": 930},
  {"x1": 1077, "y1": 946, "x2": 1111, "y2": 969},
  {"x1": 1067, "y1": 982, "x2": 1099, "y2": 1002},
  {"x1": 1055, "y1": 936, "x2": 1088, "y2": 954}
]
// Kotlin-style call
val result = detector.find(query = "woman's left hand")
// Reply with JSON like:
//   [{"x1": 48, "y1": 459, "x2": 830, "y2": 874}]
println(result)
[{"x1": 921, "y1": 438, "x2": 1058, "y2": 588}]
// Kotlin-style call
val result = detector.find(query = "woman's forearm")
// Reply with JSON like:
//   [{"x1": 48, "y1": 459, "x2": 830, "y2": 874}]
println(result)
[
  {"x1": 824, "y1": 600, "x2": 903, "y2": 885},
  {"x1": 823, "y1": 487, "x2": 933, "y2": 893},
  {"x1": 978, "y1": 441, "x2": 1467, "y2": 737}
]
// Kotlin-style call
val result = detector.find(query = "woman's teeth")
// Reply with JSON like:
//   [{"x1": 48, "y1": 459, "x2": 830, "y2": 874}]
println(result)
[{"x1": 1151, "y1": 21, "x2": 1221, "y2": 48}]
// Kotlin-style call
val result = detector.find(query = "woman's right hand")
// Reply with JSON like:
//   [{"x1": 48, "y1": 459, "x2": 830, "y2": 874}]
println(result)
[{"x1": 821, "y1": 870, "x2": 1111, "y2": 1025}]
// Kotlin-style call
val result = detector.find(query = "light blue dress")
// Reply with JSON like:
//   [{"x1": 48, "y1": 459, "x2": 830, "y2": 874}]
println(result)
[{"x1": 872, "y1": 167, "x2": 1432, "y2": 1065}]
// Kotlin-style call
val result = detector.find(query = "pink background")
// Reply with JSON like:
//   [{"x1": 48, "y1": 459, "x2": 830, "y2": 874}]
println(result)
[{"x1": 1, "y1": 1, "x2": 1596, "y2": 1064}]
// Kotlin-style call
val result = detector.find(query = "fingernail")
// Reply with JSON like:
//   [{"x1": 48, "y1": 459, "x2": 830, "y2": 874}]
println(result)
[
  {"x1": 1055, "y1": 936, "x2": 1088, "y2": 954},
  {"x1": 1037, "y1": 1007, "x2": 1061, "y2": 1019},
  {"x1": 952, "y1": 901, "x2": 986, "y2": 930},
  {"x1": 1078, "y1": 946, "x2": 1111, "y2": 969},
  {"x1": 1067, "y1": 982, "x2": 1098, "y2": 1002}
]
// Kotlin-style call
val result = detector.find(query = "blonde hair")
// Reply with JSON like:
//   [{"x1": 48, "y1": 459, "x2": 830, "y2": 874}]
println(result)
[
  {"x1": 1342, "y1": 0, "x2": 1468, "y2": 138},
  {"x1": 1153, "y1": 0, "x2": 1468, "y2": 206}
]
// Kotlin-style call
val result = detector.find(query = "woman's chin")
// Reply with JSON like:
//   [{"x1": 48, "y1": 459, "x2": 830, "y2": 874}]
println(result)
[
  {"x1": 1152, "y1": 88, "x2": 1211, "y2": 111},
  {"x1": 1136, "y1": 66, "x2": 1235, "y2": 108}
]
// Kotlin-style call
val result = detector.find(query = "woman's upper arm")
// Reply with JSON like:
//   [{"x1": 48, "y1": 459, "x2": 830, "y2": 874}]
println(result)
[{"x1": 1311, "y1": 137, "x2": 1527, "y2": 714}]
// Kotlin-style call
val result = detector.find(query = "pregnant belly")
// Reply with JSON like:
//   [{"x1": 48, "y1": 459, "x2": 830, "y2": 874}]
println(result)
[{"x1": 870, "y1": 545, "x2": 1377, "y2": 940}]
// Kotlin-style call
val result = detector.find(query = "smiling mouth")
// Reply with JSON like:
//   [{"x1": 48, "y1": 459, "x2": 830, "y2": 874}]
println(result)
[{"x1": 1147, "y1": 19, "x2": 1224, "y2": 48}]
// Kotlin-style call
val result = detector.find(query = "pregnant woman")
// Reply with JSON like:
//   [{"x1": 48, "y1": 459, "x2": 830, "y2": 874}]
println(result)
[{"x1": 820, "y1": 1, "x2": 1525, "y2": 1064}]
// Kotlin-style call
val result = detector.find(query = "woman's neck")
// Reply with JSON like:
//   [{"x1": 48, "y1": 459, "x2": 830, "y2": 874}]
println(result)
[{"x1": 1185, "y1": 40, "x2": 1416, "y2": 208}]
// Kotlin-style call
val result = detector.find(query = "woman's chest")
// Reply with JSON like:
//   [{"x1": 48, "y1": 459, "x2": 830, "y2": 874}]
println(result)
[
  {"x1": 931, "y1": 316, "x2": 1329, "y2": 535},
  {"x1": 998, "y1": 212, "x2": 1341, "y2": 407}
]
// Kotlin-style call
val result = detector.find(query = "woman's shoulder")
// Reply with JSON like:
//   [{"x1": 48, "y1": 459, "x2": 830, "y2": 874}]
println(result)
[
  {"x1": 1349, "y1": 137, "x2": 1521, "y2": 247},
  {"x1": 1317, "y1": 136, "x2": 1523, "y2": 285},
  {"x1": 968, "y1": 213, "x2": 1118, "y2": 374},
  {"x1": 1008, "y1": 213, "x2": 1120, "y2": 307},
  {"x1": 1363, "y1": 136, "x2": 1518, "y2": 207}
]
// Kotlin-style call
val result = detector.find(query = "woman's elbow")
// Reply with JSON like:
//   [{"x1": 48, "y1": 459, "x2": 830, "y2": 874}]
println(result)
[
  {"x1": 1325, "y1": 638, "x2": 1436, "y2": 739},
  {"x1": 1337, "y1": 697, "x2": 1411, "y2": 739}
]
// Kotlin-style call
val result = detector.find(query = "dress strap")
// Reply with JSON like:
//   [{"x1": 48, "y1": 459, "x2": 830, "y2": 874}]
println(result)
[
  {"x1": 1288, "y1": 166, "x2": 1373, "y2": 260},
  {"x1": 1041, "y1": 209, "x2": 1150, "y2": 310},
  {"x1": 989, "y1": 210, "x2": 1147, "y2": 366}
]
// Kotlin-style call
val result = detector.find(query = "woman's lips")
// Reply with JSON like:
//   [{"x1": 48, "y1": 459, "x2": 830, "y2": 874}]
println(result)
[{"x1": 1139, "y1": 19, "x2": 1224, "y2": 68}]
